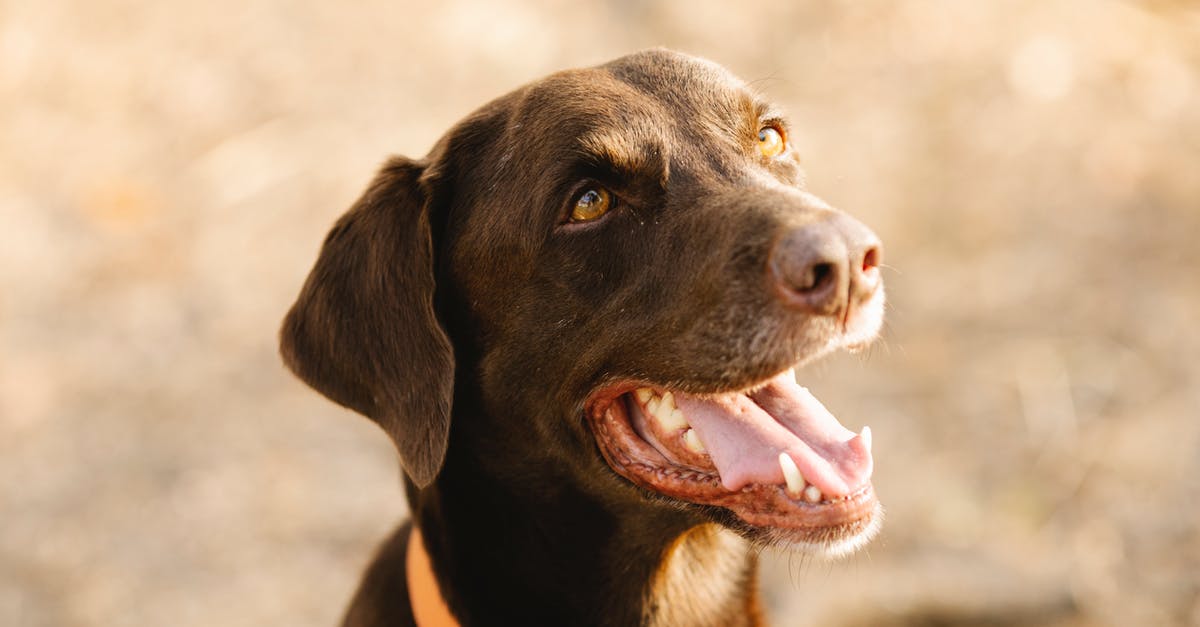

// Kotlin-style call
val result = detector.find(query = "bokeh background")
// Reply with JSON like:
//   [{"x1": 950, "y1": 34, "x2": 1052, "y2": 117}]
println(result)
[{"x1": 3, "y1": 0, "x2": 1198, "y2": 625}]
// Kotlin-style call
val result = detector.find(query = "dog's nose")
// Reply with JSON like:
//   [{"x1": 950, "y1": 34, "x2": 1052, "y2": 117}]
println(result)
[{"x1": 770, "y1": 214, "x2": 883, "y2": 317}]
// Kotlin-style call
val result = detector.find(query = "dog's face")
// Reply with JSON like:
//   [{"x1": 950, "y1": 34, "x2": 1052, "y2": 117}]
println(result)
[{"x1": 283, "y1": 49, "x2": 884, "y2": 556}]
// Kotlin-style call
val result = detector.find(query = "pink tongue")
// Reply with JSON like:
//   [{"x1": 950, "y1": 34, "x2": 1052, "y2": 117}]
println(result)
[{"x1": 676, "y1": 372, "x2": 872, "y2": 496}]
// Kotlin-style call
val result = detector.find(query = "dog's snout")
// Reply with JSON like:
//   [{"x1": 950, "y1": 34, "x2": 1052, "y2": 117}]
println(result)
[{"x1": 770, "y1": 214, "x2": 883, "y2": 317}]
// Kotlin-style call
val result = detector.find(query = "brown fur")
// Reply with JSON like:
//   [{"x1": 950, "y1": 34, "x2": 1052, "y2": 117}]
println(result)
[{"x1": 281, "y1": 49, "x2": 881, "y2": 626}]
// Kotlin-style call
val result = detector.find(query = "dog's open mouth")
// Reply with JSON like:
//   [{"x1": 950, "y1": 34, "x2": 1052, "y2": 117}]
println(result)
[{"x1": 587, "y1": 368, "x2": 880, "y2": 555}]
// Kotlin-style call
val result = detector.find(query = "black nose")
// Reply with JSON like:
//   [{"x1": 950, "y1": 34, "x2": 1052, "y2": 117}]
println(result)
[{"x1": 769, "y1": 213, "x2": 883, "y2": 317}]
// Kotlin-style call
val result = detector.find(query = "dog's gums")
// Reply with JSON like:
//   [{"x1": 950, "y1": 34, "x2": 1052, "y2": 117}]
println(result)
[{"x1": 586, "y1": 368, "x2": 881, "y2": 555}]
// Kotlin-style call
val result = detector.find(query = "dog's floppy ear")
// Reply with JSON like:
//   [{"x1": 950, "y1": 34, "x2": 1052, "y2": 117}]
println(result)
[{"x1": 280, "y1": 156, "x2": 453, "y2": 488}]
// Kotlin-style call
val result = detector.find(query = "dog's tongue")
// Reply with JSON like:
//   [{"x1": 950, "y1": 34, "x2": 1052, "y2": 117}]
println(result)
[{"x1": 676, "y1": 372, "x2": 872, "y2": 496}]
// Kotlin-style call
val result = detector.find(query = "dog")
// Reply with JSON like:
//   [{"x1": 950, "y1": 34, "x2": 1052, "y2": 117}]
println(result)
[{"x1": 281, "y1": 49, "x2": 885, "y2": 627}]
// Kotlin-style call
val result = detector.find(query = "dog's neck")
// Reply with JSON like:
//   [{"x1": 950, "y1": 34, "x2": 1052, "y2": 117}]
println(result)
[
  {"x1": 644, "y1": 524, "x2": 764, "y2": 627},
  {"x1": 408, "y1": 442, "x2": 764, "y2": 627}
]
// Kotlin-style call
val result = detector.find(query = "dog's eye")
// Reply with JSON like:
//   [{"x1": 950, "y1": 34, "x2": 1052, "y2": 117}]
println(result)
[
  {"x1": 757, "y1": 125, "x2": 786, "y2": 158},
  {"x1": 571, "y1": 188, "x2": 614, "y2": 222}
]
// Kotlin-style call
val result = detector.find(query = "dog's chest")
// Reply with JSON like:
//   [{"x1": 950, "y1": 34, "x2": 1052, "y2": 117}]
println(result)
[{"x1": 645, "y1": 525, "x2": 757, "y2": 627}]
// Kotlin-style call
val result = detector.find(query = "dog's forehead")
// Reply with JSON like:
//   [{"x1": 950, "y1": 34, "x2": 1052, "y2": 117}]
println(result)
[
  {"x1": 472, "y1": 50, "x2": 779, "y2": 198},
  {"x1": 600, "y1": 49, "x2": 751, "y2": 109},
  {"x1": 510, "y1": 50, "x2": 761, "y2": 145}
]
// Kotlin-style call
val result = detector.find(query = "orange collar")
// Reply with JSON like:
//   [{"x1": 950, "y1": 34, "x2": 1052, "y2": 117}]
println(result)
[{"x1": 406, "y1": 526, "x2": 459, "y2": 627}]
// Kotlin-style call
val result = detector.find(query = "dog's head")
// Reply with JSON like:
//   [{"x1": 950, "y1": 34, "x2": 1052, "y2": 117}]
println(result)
[{"x1": 282, "y1": 49, "x2": 884, "y2": 556}]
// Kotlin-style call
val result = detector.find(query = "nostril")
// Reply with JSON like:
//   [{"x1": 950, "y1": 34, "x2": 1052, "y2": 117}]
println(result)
[
  {"x1": 851, "y1": 243, "x2": 883, "y2": 304},
  {"x1": 799, "y1": 262, "x2": 835, "y2": 293},
  {"x1": 772, "y1": 251, "x2": 843, "y2": 315},
  {"x1": 862, "y1": 246, "x2": 880, "y2": 274},
  {"x1": 769, "y1": 222, "x2": 849, "y2": 315}
]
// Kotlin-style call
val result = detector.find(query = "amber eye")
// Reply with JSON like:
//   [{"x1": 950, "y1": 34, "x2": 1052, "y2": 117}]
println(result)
[
  {"x1": 757, "y1": 125, "x2": 786, "y2": 158},
  {"x1": 571, "y1": 187, "x2": 613, "y2": 222}
]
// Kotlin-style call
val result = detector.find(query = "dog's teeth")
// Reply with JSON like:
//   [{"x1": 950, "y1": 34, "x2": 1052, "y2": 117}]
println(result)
[
  {"x1": 655, "y1": 403, "x2": 688, "y2": 432},
  {"x1": 860, "y1": 425, "x2": 872, "y2": 453},
  {"x1": 639, "y1": 389, "x2": 687, "y2": 431},
  {"x1": 657, "y1": 411, "x2": 688, "y2": 432},
  {"x1": 778, "y1": 452, "x2": 806, "y2": 496},
  {"x1": 683, "y1": 428, "x2": 706, "y2": 453},
  {"x1": 660, "y1": 391, "x2": 676, "y2": 411},
  {"x1": 803, "y1": 485, "x2": 823, "y2": 504}
]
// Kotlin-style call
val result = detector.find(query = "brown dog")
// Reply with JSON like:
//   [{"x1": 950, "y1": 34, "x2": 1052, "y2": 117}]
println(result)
[{"x1": 281, "y1": 49, "x2": 885, "y2": 627}]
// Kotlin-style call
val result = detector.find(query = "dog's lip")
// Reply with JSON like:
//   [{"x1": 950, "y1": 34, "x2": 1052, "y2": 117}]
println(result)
[{"x1": 584, "y1": 371, "x2": 879, "y2": 536}]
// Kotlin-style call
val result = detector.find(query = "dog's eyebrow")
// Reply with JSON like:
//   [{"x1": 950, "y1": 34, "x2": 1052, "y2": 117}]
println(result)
[
  {"x1": 575, "y1": 129, "x2": 664, "y2": 179},
  {"x1": 750, "y1": 98, "x2": 784, "y2": 124}
]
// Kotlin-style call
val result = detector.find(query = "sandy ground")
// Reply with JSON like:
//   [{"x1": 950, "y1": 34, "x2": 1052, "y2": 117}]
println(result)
[{"x1": 3, "y1": 1, "x2": 1199, "y2": 625}]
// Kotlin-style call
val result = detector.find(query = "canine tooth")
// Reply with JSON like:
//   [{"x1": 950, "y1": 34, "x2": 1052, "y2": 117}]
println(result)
[
  {"x1": 778, "y1": 453, "x2": 806, "y2": 496},
  {"x1": 861, "y1": 426, "x2": 872, "y2": 453},
  {"x1": 635, "y1": 388, "x2": 653, "y2": 403},
  {"x1": 684, "y1": 429, "x2": 706, "y2": 453},
  {"x1": 803, "y1": 485, "x2": 822, "y2": 503}
]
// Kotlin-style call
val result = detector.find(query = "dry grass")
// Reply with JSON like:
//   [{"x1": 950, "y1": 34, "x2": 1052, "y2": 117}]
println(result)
[{"x1": 2, "y1": 1, "x2": 1198, "y2": 625}]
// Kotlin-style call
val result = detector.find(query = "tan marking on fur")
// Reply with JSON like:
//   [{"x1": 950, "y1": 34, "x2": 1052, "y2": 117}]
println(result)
[
  {"x1": 645, "y1": 524, "x2": 758, "y2": 627},
  {"x1": 577, "y1": 129, "x2": 659, "y2": 175}
]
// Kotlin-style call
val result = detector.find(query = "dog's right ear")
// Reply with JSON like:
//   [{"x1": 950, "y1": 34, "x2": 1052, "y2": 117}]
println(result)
[{"x1": 280, "y1": 156, "x2": 453, "y2": 488}]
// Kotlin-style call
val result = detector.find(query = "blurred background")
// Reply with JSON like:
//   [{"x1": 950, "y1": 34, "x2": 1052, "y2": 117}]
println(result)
[{"x1": 3, "y1": 0, "x2": 1198, "y2": 625}]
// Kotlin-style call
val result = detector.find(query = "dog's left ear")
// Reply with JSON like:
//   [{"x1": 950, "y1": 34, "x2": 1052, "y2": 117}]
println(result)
[{"x1": 280, "y1": 156, "x2": 453, "y2": 488}]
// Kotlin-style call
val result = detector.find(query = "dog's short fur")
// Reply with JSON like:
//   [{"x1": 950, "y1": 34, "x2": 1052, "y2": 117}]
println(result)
[{"x1": 282, "y1": 49, "x2": 884, "y2": 626}]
